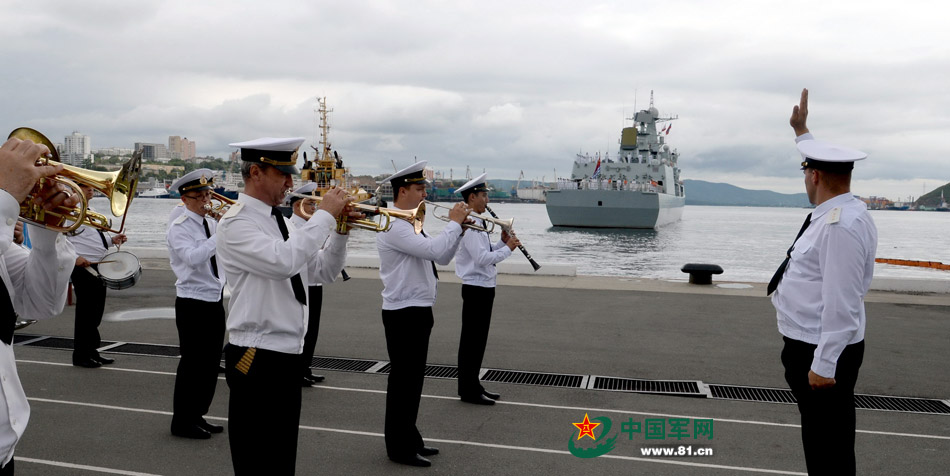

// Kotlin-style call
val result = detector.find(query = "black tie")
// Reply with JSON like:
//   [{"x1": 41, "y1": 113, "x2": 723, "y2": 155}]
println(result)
[
  {"x1": 0, "y1": 274, "x2": 18, "y2": 345},
  {"x1": 271, "y1": 207, "x2": 307, "y2": 305},
  {"x1": 420, "y1": 229, "x2": 439, "y2": 279},
  {"x1": 97, "y1": 230, "x2": 110, "y2": 249},
  {"x1": 203, "y1": 218, "x2": 219, "y2": 279},
  {"x1": 767, "y1": 213, "x2": 812, "y2": 296}
]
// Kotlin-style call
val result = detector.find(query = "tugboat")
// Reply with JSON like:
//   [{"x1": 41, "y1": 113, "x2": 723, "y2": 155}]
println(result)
[
  {"x1": 545, "y1": 91, "x2": 685, "y2": 229},
  {"x1": 280, "y1": 97, "x2": 371, "y2": 217}
]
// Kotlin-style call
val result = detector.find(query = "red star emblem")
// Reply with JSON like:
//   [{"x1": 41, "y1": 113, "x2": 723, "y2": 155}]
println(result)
[{"x1": 572, "y1": 413, "x2": 600, "y2": 440}]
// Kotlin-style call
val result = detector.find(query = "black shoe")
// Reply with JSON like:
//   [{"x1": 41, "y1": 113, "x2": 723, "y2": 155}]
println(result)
[
  {"x1": 301, "y1": 377, "x2": 314, "y2": 387},
  {"x1": 418, "y1": 446, "x2": 439, "y2": 456},
  {"x1": 93, "y1": 355, "x2": 115, "y2": 365},
  {"x1": 171, "y1": 423, "x2": 211, "y2": 440},
  {"x1": 460, "y1": 393, "x2": 495, "y2": 405},
  {"x1": 304, "y1": 374, "x2": 325, "y2": 384},
  {"x1": 482, "y1": 390, "x2": 500, "y2": 400},
  {"x1": 198, "y1": 419, "x2": 224, "y2": 434},
  {"x1": 389, "y1": 454, "x2": 431, "y2": 467},
  {"x1": 72, "y1": 357, "x2": 102, "y2": 368}
]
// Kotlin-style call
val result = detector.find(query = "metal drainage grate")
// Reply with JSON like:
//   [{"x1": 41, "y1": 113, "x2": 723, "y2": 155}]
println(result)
[
  {"x1": 709, "y1": 385, "x2": 796, "y2": 404},
  {"x1": 310, "y1": 356, "x2": 379, "y2": 373},
  {"x1": 106, "y1": 343, "x2": 180, "y2": 357},
  {"x1": 482, "y1": 369, "x2": 583, "y2": 388},
  {"x1": 710, "y1": 385, "x2": 950, "y2": 415},
  {"x1": 375, "y1": 364, "x2": 459, "y2": 379},
  {"x1": 592, "y1": 377, "x2": 705, "y2": 397},
  {"x1": 855, "y1": 394, "x2": 950, "y2": 415}
]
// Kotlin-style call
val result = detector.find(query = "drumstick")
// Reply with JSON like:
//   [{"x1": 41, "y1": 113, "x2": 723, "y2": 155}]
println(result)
[{"x1": 88, "y1": 260, "x2": 118, "y2": 265}]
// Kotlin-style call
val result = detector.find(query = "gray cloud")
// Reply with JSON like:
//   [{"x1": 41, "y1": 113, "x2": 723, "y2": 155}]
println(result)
[{"x1": 3, "y1": 0, "x2": 948, "y2": 199}]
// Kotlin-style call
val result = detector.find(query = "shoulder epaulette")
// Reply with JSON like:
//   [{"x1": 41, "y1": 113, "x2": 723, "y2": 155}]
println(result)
[{"x1": 221, "y1": 202, "x2": 244, "y2": 221}]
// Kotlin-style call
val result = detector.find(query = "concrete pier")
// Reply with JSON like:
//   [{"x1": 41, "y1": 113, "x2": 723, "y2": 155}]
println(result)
[{"x1": 11, "y1": 254, "x2": 950, "y2": 475}]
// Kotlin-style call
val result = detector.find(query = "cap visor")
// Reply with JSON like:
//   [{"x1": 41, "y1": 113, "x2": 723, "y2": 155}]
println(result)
[{"x1": 275, "y1": 165, "x2": 299, "y2": 175}]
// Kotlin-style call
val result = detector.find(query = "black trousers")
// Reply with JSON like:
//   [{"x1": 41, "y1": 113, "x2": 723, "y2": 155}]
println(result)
[
  {"x1": 782, "y1": 336, "x2": 865, "y2": 476},
  {"x1": 382, "y1": 306, "x2": 433, "y2": 459},
  {"x1": 225, "y1": 344, "x2": 301, "y2": 476},
  {"x1": 300, "y1": 286, "x2": 323, "y2": 377},
  {"x1": 458, "y1": 284, "x2": 495, "y2": 397},
  {"x1": 70, "y1": 265, "x2": 107, "y2": 361},
  {"x1": 172, "y1": 296, "x2": 226, "y2": 428}
]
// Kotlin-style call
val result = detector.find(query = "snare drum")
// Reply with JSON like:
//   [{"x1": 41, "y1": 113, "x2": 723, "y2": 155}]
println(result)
[{"x1": 98, "y1": 251, "x2": 142, "y2": 290}]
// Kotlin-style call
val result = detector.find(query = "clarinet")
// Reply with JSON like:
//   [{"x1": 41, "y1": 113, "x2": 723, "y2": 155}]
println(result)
[{"x1": 485, "y1": 205, "x2": 541, "y2": 271}]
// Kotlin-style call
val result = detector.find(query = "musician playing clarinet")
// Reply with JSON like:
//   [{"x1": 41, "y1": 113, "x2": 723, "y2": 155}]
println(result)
[
  {"x1": 453, "y1": 174, "x2": 520, "y2": 406},
  {"x1": 166, "y1": 169, "x2": 225, "y2": 440}
]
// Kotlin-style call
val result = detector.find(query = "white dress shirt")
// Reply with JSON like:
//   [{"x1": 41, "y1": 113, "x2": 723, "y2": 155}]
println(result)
[
  {"x1": 377, "y1": 214, "x2": 463, "y2": 310},
  {"x1": 0, "y1": 191, "x2": 75, "y2": 466},
  {"x1": 166, "y1": 209, "x2": 224, "y2": 302},
  {"x1": 454, "y1": 218, "x2": 512, "y2": 287},
  {"x1": 216, "y1": 194, "x2": 346, "y2": 354},
  {"x1": 290, "y1": 213, "x2": 324, "y2": 287},
  {"x1": 66, "y1": 209, "x2": 120, "y2": 261},
  {"x1": 772, "y1": 134, "x2": 878, "y2": 377}
]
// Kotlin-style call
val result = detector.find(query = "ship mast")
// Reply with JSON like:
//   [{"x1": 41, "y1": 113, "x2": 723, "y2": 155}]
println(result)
[{"x1": 316, "y1": 97, "x2": 333, "y2": 163}]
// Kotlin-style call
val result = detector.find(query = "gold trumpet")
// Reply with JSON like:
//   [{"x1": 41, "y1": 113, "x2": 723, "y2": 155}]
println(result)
[
  {"x1": 285, "y1": 190, "x2": 425, "y2": 233},
  {"x1": 424, "y1": 201, "x2": 513, "y2": 233},
  {"x1": 203, "y1": 191, "x2": 236, "y2": 220},
  {"x1": 8, "y1": 127, "x2": 142, "y2": 234}
]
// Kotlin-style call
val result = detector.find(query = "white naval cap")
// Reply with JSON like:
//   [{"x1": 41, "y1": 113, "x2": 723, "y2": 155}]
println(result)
[
  {"x1": 455, "y1": 173, "x2": 490, "y2": 196},
  {"x1": 798, "y1": 140, "x2": 867, "y2": 172},
  {"x1": 228, "y1": 137, "x2": 305, "y2": 175},
  {"x1": 170, "y1": 168, "x2": 216, "y2": 194},
  {"x1": 382, "y1": 160, "x2": 429, "y2": 187},
  {"x1": 286, "y1": 182, "x2": 319, "y2": 205}
]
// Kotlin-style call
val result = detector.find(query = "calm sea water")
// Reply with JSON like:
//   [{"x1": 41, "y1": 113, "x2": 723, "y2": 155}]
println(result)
[{"x1": 102, "y1": 197, "x2": 950, "y2": 283}]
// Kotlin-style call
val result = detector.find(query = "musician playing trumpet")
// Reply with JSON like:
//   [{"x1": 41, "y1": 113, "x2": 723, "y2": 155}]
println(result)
[
  {"x1": 165, "y1": 169, "x2": 226, "y2": 439},
  {"x1": 453, "y1": 174, "x2": 520, "y2": 406},
  {"x1": 376, "y1": 161, "x2": 468, "y2": 467},
  {"x1": 67, "y1": 182, "x2": 127, "y2": 368},
  {"x1": 0, "y1": 136, "x2": 78, "y2": 474}
]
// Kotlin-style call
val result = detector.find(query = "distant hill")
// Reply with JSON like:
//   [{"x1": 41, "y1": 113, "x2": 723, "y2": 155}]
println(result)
[
  {"x1": 915, "y1": 182, "x2": 950, "y2": 208},
  {"x1": 684, "y1": 179, "x2": 810, "y2": 207}
]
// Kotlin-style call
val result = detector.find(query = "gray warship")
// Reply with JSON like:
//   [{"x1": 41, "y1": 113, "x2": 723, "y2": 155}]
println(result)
[{"x1": 545, "y1": 92, "x2": 685, "y2": 229}]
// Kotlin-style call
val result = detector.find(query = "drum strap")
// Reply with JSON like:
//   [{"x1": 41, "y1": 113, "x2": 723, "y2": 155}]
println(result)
[
  {"x1": 203, "y1": 218, "x2": 219, "y2": 279},
  {"x1": 270, "y1": 208, "x2": 306, "y2": 305},
  {"x1": 0, "y1": 273, "x2": 19, "y2": 345}
]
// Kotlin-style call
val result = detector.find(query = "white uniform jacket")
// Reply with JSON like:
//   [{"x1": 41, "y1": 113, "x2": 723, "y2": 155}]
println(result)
[
  {"x1": 0, "y1": 191, "x2": 74, "y2": 465},
  {"x1": 290, "y1": 213, "x2": 325, "y2": 288},
  {"x1": 166, "y1": 209, "x2": 224, "y2": 302},
  {"x1": 454, "y1": 218, "x2": 511, "y2": 288},
  {"x1": 377, "y1": 215, "x2": 463, "y2": 310},
  {"x1": 772, "y1": 133, "x2": 878, "y2": 377},
  {"x1": 66, "y1": 209, "x2": 120, "y2": 262},
  {"x1": 216, "y1": 194, "x2": 346, "y2": 354}
]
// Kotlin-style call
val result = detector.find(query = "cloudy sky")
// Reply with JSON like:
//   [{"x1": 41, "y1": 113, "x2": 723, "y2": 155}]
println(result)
[{"x1": 3, "y1": 0, "x2": 948, "y2": 200}]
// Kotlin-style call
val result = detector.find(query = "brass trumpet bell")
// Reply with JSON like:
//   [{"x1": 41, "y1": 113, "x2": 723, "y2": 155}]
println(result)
[{"x1": 7, "y1": 127, "x2": 142, "y2": 233}]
